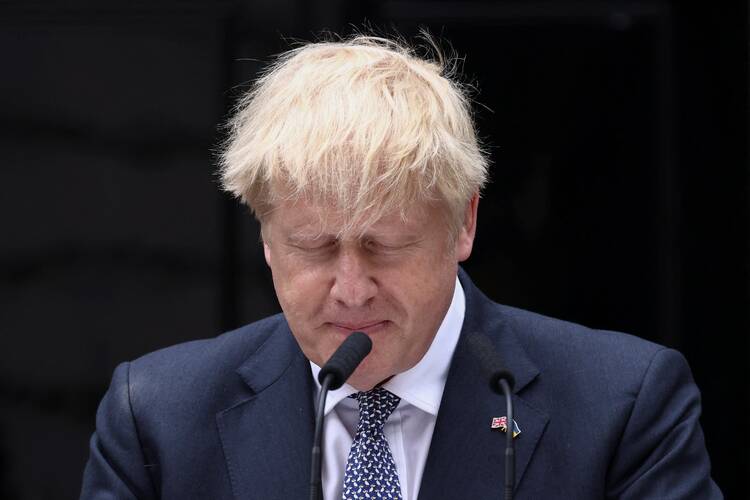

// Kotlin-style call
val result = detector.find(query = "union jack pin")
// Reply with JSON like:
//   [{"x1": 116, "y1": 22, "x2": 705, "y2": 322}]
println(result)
[{"x1": 491, "y1": 416, "x2": 521, "y2": 438}]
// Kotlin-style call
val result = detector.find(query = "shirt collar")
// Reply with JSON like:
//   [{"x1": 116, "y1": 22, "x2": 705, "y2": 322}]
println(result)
[{"x1": 310, "y1": 276, "x2": 465, "y2": 416}]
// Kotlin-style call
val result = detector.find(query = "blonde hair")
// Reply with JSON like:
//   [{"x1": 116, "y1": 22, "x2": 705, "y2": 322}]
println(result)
[{"x1": 219, "y1": 33, "x2": 489, "y2": 236}]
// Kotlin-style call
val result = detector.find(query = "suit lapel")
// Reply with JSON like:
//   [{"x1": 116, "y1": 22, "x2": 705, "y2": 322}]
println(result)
[
  {"x1": 216, "y1": 322, "x2": 315, "y2": 500},
  {"x1": 418, "y1": 271, "x2": 550, "y2": 499}
]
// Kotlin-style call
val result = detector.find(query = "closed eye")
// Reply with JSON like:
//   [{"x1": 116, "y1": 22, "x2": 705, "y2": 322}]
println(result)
[
  {"x1": 362, "y1": 238, "x2": 412, "y2": 253},
  {"x1": 290, "y1": 238, "x2": 338, "y2": 252}
]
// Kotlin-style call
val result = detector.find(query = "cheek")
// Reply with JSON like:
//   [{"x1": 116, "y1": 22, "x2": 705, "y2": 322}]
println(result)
[
  {"x1": 400, "y1": 257, "x2": 456, "y2": 334},
  {"x1": 270, "y1": 257, "x2": 327, "y2": 322},
  {"x1": 400, "y1": 254, "x2": 455, "y2": 304}
]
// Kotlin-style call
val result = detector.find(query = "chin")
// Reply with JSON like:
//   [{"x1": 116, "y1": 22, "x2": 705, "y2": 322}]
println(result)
[
  {"x1": 349, "y1": 357, "x2": 407, "y2": 391},
  {"x1": 347, "y1": 366, "x2": 389, "y2": 392}
]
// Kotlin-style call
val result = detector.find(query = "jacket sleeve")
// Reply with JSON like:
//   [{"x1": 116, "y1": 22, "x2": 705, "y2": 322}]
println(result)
[
  {"x1": 605, "y1": 348, "x2": 723, "y2": 499},
  {"x1": 80, "y1": 362, "x2": 156, "y2": 500}
]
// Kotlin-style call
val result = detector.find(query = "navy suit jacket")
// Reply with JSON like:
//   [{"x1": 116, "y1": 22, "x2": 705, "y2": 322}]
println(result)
[{"x1": 81, "y1": 270, "x2": 722, "y2": 499}]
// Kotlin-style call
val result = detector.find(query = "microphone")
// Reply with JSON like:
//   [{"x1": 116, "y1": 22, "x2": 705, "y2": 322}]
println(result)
[
  {"x1": 467, "y1": 333, "x2": 516, "y2": 500},
  {"x1": 317, "y1": 331, "x2": 373, "y2": 390},
  {"x1": 467, "y1": 333, "x2": 516, "y2": 394},
  {"x1": 310, "y1": 332, "x2": 372, "y2": 500}
]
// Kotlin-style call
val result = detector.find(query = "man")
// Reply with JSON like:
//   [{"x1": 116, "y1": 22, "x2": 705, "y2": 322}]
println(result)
[{"x1": 81, "y1": 35, "x2": 722, "y2": 499}]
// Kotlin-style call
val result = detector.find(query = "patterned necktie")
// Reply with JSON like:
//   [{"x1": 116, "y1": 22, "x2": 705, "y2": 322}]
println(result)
[{"x1": 342, "y1": 387, "x2": 403, "y2": 499}]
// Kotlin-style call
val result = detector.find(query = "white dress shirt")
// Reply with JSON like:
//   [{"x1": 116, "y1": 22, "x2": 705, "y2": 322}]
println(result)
[{"x1": 310, "y1": 277, "x2": 466, "y2": 500}]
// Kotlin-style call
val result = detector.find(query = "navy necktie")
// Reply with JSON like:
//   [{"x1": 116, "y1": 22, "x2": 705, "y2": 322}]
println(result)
[{"x1": 342, "y1": 387, "x2": 403, "y2": 499}]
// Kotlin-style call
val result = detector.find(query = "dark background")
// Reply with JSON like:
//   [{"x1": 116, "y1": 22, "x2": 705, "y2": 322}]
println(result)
[{"x1": 1, "y1": 0, "x2": 747, "y2": 498}]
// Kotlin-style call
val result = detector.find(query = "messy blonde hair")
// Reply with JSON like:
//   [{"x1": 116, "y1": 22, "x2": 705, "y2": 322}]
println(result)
[{"x1": 219, "y1": 33, "x2": 489, "y2": 236}]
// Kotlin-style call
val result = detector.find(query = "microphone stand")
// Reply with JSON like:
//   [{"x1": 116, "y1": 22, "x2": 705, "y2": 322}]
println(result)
[
  {"x1": 310, "y1": 374, "x2": 333, "y2": 500},
  {"x1": 497, "y1": 378, "x2": 515, "y2": 500}
]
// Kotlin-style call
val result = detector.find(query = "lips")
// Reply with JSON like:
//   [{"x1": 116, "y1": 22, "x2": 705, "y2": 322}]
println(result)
[{"x1": 329, "y1": 320, "x2": 389, "y2": 333}]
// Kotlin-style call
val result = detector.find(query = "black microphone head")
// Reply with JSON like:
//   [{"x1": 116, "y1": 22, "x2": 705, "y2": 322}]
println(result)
[
  {"x1": 489, "y1": 369, "x2": 516, "y2": 394},
  {"x1": 318, "y1": 331, "x2": 372, "y2": 390},
  {"x1": 466, "y1": 332, "x2": 515, "y2": 394}
]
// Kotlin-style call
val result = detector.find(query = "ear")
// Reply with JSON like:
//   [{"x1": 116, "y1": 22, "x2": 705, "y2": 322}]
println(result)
[
  {"x1": 455, "y1": 193, "x2": 479, "y2": 262},
  {"x1": 263, "y1": 240, "x2": 272, "y2": 267},
  {"x1": 260, "y1": 226, "x2": 272, "y2": 267}
]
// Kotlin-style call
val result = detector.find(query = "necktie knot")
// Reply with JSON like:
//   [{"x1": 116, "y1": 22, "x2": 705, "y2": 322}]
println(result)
[{"x1": 351, "y1": 388, "x2": 401, "y2": 432}]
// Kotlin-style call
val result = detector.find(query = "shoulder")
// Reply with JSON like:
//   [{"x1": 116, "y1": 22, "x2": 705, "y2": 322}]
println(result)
[
  {"x1": 83, "y1": 315, "x2": 296, "y2": 497},
  {"x1": 459, "y1": 268, "x2": 678, "y2": 399},
  {"x1": 480, "y1": 301, "x2": 697, "y2": 433},
  {"x1": 497, "y1": 303, "x2": 668, "y2": 377},
  {"x1": 123, "y1": 313, "x2": 289, "y2": 414},
  {"x1": 139, "y1": 312, "x2": 283, "y2": 360},
  {"x1": 462, "y1": 279, "x2": 684, "y2": 410},
  {"x1": 132, "y1": 313, "x2": 285, "y2": 372}
]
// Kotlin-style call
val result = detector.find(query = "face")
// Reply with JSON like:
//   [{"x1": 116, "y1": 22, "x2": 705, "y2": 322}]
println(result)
[{"x1": 261, "y1": 195, "x2": 478, "y2": 391}]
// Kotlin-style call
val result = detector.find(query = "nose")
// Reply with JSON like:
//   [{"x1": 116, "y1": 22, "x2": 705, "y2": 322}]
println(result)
[{"x1": 330, "y1": 246, "x2": 377, "y2": 308}]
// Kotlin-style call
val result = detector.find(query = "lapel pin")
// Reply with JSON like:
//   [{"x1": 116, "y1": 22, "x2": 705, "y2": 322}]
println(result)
[{"x1": 491, "y1": 416, "x2": 521, "y2": 438}]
